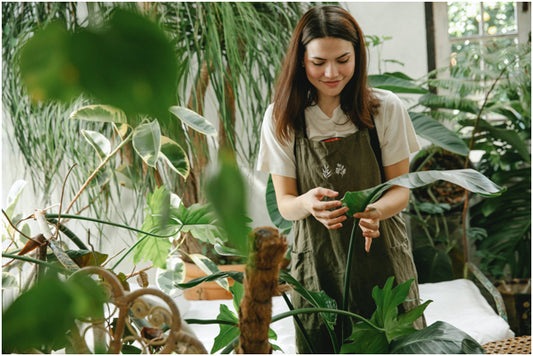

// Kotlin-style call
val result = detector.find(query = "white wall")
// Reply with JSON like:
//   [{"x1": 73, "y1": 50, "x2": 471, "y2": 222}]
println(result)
[{"x1": 344, "y1": 2, "x2": 428, "y2": 78}]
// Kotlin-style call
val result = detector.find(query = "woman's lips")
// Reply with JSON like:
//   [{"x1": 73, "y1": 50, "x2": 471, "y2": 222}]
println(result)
[{"x1": 322, "y1": 80, "x2": 341, "y2": 87}]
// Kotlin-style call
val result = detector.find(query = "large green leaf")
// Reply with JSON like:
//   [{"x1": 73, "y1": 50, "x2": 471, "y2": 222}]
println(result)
[
  {"x1": 343, "y1": 277, "x2": 431, "y2": 352},
  {"x1": 133, "y1": 187, "x2": 180, "y2": 268},
  {"x1": 389, "y1": 321, "x2": 484, "y2": 354},
  {"x1": 266, "y1": 175, "x2": 292, "y2": 234},
  {"x1": 279, "y1": 270, "x2": 337, "y2": 328},
  {"x1": 81, "y1": 130, "x2": 111, "y2": 161},
  {"x1": 132, "y1": 120, "x2": 161, "y2": 167},
  {"x1": 19, "y1": 21, "x2": 83, "y2": 103},
  {"x1": 168, "y1": 106, "x2": 217, "y2": 136},
  {"x1": 369, "y1": 74, "x2": 428, "y2": 94},
  {"x1": 410, "y1": 112, "x2": 469, "y2": 156},
  {"x1": 174, "y1": 203, "x2": 226, "y2": 245},
  {"x1": 159, "y1": 136, "x2": 189, "y2": 178},
  {"x1": 341, "y1": 169, "x2": 504, "y2": 217},
  {"x1": 69, "y1": 104, "x2": 127, "y2": 124},
  {"x1": 205, "y1": 151, "x2": 250, "y2": 256},
  {"x1": 20, "y1": 10, "x2": 177, "y2": 119},
  {"x1": 2, "y1": 271, "x2": 106, "y2": 353}
]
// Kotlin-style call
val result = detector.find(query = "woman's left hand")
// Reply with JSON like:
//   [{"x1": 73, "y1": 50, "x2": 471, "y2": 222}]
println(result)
[{"x1": 353, "y1": 205, "x2": 382, "y2": 252}]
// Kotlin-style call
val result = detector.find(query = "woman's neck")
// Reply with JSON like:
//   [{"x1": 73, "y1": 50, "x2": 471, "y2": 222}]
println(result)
[{"x1": 317, "y1": 96, "x2": 341, "y2": 118}]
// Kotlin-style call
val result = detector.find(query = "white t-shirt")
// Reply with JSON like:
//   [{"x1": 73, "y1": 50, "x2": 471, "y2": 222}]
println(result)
[{"x1": 256, "y1": 88, "x2": 420, "y2": 178}]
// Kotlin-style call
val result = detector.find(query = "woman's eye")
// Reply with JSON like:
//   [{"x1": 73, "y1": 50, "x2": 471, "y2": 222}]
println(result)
[
  {"x1": 338, "y1": 59, "x2": 349, "y2": 64},
  {"x1": 312, "y1": 62, "x2": 325, "y2": 66}
]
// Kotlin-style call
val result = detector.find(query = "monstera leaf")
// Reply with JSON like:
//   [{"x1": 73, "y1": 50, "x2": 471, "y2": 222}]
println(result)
[{"x1": 341, "y1": 169, "x2": 504, "y2": 216}]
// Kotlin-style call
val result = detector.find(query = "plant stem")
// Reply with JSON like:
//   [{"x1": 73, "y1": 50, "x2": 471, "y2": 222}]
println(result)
[
  {"x1": 45, "y1": 214, "x2": 177, "y2": 238},
  {"x1": 2, "y1": 253, "x2": 68, "y2": 273},
  {"x1": 64, "y1": 131, "x2": 133, "y2": 215},
  {"x1": 110, "y1": 234, "x2": 149, "y2": 271},
  {"x1": 341, "y1": 218, "x2": 360, "y2": 343},
  {"x1": 281, "y1": 292, "x2": 316, "y2": 354},
  {"x1": 271, "y1": 307, "x2": 385, "y2": 332}
]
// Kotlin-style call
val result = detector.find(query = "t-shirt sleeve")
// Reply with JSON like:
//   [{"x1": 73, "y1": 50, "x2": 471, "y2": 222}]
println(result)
[
  {"x1": 377, "y1": 91, "x2": 421, "y2": 167},
  {"x1": 256, "y1": 104, "x2": 297, "y2": 178}
]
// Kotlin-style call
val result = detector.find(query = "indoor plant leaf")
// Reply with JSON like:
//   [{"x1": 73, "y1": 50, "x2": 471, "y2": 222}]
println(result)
[
  {"x1": 176, "y1": 270, "x2": 244, "y2": 289},
  {"x1": 81, "y1": 129, "x2": 111, "y2": 160},
  {"x1": 266, "y1": 174, "x2": 293, "y2": 235},
  {"x1": 174, "y1": 203, "x2": 226, "y2": 245},
  {"x1": 211, "y1": 304, "x2": 240, "y2": 353},
  {"x1": 70, "y1": 104, "x2": 127, "y2": 124},
  {"x1": 341, "y1": 321, "x2": 389, "y2": 354},
  {"x1": 132, "y1": 120, "x2": 161, "y2": 167},
  {"x1": 205, "y1": 151, "x2": 250, "y2": 256},
  {"x1": 168, "y1": 106, "x2": 217, "y2": 136},
  {"x1": 132, "y1": 233, "x2": 171, "y2": 269},
  {"x1": 389, "y1": 321, "x2": 485, "y2": 354},
  {"x1": 4, "y1": 179, "x2": 26, "y2": 219},
  {"x1": 159, "y1": 136, "x2": 189, "y2": 179},
  {"x1": 279, "y1": 269, "x2": 337, "y2": 328},
  {"x1": 189, "y1": 253, "x2": 230, "y2": 291},
  {"x1": 368, "y1": 74, "x2": 428, "y2": 94},
  {"x1": 413, "y1": 245, "x2": 455, "y2": 283},
  {"x1": 156, "y1": 258, "x2": 186, "y2": 295},
  {"x1": 410, "y1": 112, "x2": 469, "y2": 156},
  {"x1": 341, "y1": 169, "x2": 504, "y2": 217}
]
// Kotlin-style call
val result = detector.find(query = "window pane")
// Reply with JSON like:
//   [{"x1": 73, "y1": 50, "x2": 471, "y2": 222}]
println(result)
[
  {"x1": 483, "y1": 2, "x2": 517, "y2": 36},
  {"x1": 448, "y1": 2, "x2": 481, "y2": 38}
]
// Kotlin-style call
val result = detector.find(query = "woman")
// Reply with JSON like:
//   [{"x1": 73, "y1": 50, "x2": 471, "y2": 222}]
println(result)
[{"x1": 257, "y1": 5, "x2": 425, "y2": 353}]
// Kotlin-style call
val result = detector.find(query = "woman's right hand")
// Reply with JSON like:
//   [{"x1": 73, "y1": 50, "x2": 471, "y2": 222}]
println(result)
[{"x1": 301, "y1": 187, "x2": 349, "y2": 229}]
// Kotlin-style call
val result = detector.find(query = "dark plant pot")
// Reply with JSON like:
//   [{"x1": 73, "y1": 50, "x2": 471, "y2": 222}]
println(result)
[{"x1": 496, "y1": 279, "x2": 531, "y2": 336}]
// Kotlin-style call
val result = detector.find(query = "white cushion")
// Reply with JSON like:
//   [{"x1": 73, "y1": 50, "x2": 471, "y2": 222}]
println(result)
[{"x1": 419, "y1": 278, "x2": 515, "y2": 345}]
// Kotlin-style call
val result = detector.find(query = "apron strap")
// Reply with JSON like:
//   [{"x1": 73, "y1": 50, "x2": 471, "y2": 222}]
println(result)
[{"x1": 369, "y1": 116, "x2": 386, "y2": 183}]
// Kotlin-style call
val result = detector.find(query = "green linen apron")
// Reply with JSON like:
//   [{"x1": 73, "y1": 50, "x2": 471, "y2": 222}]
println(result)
[{"x1": 290, "y1": 124, "x2": 425, "y2": 354}]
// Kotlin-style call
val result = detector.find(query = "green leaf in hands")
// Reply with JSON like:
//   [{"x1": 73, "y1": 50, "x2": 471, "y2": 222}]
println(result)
[
  {"x1": 69, "y1": 104, "x2": 127, "y2": 124},
  {"x1": 341, "y1": 169, "x2": 504, "y2": 216},
  {"x1": 133, "y1": 120, "x2": 161, "y2": 167},
  {"x1": 279, "y1": 270, "x2": 337, "y2": 328},
  {"x1": 168, "y1": 106, "x2": 217, "y2": 136},
  {"x1": 81, "y1": 130, "x2": 111, "y2": 160},
  {"x1": 159, "y1": 136, "x2": 189, "y2": 178}
]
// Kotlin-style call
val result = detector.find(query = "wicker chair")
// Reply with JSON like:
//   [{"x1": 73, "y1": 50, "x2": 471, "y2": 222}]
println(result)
[{"x1": 70, "y1": 266, "x2": 207, "y2": 354}]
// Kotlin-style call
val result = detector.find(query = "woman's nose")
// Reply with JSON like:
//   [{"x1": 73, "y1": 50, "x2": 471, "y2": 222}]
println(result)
[{"x1": 324, "y1": 63, "x2": 338, "y2": 78}]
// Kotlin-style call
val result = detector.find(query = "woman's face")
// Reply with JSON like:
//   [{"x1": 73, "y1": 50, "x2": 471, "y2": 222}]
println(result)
[{"x1": 303, "y1": 37, "x2": 355, "y2": 102}]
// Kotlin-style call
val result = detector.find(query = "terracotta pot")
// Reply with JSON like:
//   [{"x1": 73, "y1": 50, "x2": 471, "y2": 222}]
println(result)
[{"x1": 183, "y1": 262, "x2": 245, "y2": 300}]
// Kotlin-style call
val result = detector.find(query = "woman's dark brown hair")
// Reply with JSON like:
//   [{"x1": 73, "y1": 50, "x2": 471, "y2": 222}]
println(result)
[{"x1": 272, "y1": 5, "x2": 379, "y2": 143}]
